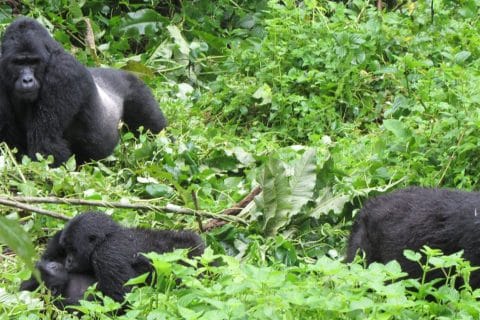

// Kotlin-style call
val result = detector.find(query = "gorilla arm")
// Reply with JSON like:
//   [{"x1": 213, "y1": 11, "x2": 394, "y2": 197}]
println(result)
[
  {"x1": 26, "y1": 52, "x2": 93, "y2": 166},
  {"x1": 0, "y1": 85, "x2": 27, "y2": 154},
  {"x1": 92, "y1": 244, "x2": 140, "y2": 302}
]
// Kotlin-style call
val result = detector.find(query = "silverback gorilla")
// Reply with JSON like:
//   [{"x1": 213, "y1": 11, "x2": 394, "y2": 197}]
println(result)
[
  {"x1": 59, "y1": 212, "x2": 205, "y2": 302},
  {"x1": 0, "y1": 18, "x2": 167, "y2": 166},
  {"x1": 346, "y1": 187, "x2": 480, "y2": 287}
]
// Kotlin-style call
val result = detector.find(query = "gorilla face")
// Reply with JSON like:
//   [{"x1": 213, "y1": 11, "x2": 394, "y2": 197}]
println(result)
[
  {"x1": 10, "y1": 55, "x2": 43, "y2": 102},
  {"x1": 37, "y1": 260, "x2": 69, "y2": 295},
  {"x1": 1, "y1": 23, "x2": 50, "y2": 103}
]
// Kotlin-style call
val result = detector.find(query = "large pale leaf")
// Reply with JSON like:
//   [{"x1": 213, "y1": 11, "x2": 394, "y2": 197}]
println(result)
[
  {"x1": 0, "y1": 216, "x2": 37, "y2": 272},
  {"x1": 255, "y1": 158, "x2": 292, "y2": 237},
  {"x1": 117, "y1": 9, "x2": 167, "y2": 35},
  {"x1": 256, "y1": 149, "x2": 317, "y2": 237},
  {"x1": 167, "y1": 25, "x2": 190, "y2": 56},
  {"x1": 289, "y1": 148, "x2": 317, "y2": 214},
  {"x1": 310, "y1": 188, "x2": 350, "y2": 218}
]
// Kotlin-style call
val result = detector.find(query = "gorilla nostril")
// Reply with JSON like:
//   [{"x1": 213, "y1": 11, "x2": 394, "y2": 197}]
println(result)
[{"x1": 22, "y1": 76, "x2": 33, "y2": 84}]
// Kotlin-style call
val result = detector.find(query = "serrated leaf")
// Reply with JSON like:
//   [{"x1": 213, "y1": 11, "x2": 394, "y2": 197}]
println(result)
[
  {"x1": 290, "y1": 148, "x2": 317, "y2": 214},
  {"x1": 0, "y1": 217, "x2": 37, "y2": 272},
  {"x1": 256, "y1": 150, "x2": 317, "y2": 237},
  {"x1": 256, "y1": 158, "x2": 292, "y2": 237},
  {"x1": 310, "y1": 188, "x2": 349, "y2": 218}
]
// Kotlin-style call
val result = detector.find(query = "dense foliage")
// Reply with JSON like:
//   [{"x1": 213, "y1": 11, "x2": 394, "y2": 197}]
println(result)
[{"x1": 2, "y1": 0, "x2": 480, "y2": 318}]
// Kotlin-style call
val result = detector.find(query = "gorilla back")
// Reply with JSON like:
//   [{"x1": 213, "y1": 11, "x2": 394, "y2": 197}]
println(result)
[
  {"x1": 346, "y1": 187, "x2": 480, "y2": 288},
  {"x1": 0, "y1": 17, "x2": 167, "y2": 166}
]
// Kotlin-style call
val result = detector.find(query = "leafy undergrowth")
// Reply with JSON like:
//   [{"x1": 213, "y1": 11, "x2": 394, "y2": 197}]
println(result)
[
  {"x1": 5, "y1": 249, "x2": 480, "y2": 319},
  {"x1": 1, "y1": 0, "x2": 480, "y2": 319}
]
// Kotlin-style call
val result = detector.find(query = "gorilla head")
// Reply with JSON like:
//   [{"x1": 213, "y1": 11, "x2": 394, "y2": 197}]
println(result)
[
  {"x1": 1, "y1": 18, "x2": 57, "y2": 102},
  {"x1": 60, "y1": 212, "x2": 120, "y2": 273},
  {"x1": 36, "y1": 260, "x2": 96, "y2": 306}
]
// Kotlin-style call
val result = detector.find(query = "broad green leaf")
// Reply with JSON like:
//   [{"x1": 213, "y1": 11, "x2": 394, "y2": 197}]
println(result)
[
  {"x1": 403, "y1": 249, "x2": 422, "y2": 262},
  {"x1": 0, "y1": 216, "x2": 37, "y2": 273},
  {"x1": 310, "y1": 188, "x2": 349, "y2": 218},
  {"x1": 289, "y1": 148, "x2": 317, "y2": 214},
  {"x1": 256, "y1": 150, "x2": 317, "y2": 237},
  {"x1": 256, "y1": 158, "x2": 292, "y2": 237},
  {"x1": 117, "y1": 9, "x2": 166, "y2": 35},
  {"x1": 454, "y1": 51, "x2": 471, "y2": 64},
  {"x1": 383, "y1": 119, "x2": 410, "y2": 139}
]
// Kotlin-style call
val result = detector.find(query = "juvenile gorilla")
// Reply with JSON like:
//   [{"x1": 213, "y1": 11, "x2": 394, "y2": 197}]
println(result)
[
  {"x1": 59, "y1": 212, "x2": 205, "y2": 302},
  {"x1": 36, "y1": 260, "x2": 96, "y2": 308},
  {"x1": 20, "y1": 231, "x2": 96, "y2": 307},
  {"x1": 0, "y1": 18, "x2": 167, "y2": 166},
  {"x1": 346, "y1": 187, "x2": 480, "y2": 287}
]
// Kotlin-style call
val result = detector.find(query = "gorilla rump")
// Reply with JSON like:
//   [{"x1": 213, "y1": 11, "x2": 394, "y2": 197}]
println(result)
[
  {"x1": 20, "y1": 231, "x2": 96, "y2": 308},
  {"x1": 59, "y1": 212, "x2": 205, "y2": 302},
  {"x1": 346, "y1": 187, "x2": 480, "y2": 287},
  {"x1": 0, "y1": 18, "x2": 167, "y2": 166}
]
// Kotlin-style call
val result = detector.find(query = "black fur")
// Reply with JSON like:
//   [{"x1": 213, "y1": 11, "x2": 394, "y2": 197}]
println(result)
[
  {"x1": 59, "y1": 211, "x2": 205, "y2": 302},
  {"x1": 0, "y1": 17, "x2": 167, "y2": 166},
  {"x1": 346, "y1": 187, "x2": 480, "y2": 287},
  {"x1": 20, "y1": 231, "x2": 97, "y2": 307},
  {"x1": 37, "y1": 260, "x2": 96, "y2": 307}
]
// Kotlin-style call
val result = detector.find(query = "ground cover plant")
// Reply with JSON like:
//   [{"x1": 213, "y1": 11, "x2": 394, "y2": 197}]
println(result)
[{"x1": 2, "y1": 0, "x2": 480, "y2": 318}]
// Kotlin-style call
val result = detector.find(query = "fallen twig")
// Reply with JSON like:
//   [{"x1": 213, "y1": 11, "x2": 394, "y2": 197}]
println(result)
[
  {"x1": 204, "y1": 186, "x2": 262, "y2": 231},
  {"x1": 0, "y1": 198, "x2": 70, "y2": 221}
]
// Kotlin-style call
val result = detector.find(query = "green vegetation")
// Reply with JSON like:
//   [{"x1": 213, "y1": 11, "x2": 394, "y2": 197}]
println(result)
[{"x1": 1, "y1": 0, "x2": 480, "y2": 318}]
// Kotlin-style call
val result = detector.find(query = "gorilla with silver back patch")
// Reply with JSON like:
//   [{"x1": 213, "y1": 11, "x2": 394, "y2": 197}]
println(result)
[
  {"x1": 346, "y1": 187, "x2": 480, "y2": 287},
  {"x1": 0, "y1": 17, "x2": 166, "y2": 166},
  {"x1": 59, "y1": 211, "x2": 205, "y2": 302}
]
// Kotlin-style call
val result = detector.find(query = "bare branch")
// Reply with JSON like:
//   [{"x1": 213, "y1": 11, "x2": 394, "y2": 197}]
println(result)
[
  {"x1": 0, "y1": 198, "x2": 70, "y2": 221},
  {"x1": 0, "y1": 196, "x2": 246, "y2": 224},
  {"x1": 204, "y1": 186, "x2": 262, "y2": 231}
]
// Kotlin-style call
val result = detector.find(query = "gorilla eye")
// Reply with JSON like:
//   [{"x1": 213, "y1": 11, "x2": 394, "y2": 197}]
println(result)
[{"x1": 12, "y1": 57, "x2": 40, "y2": 65}]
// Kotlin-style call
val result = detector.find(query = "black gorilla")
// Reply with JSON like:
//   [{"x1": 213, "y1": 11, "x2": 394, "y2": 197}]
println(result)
[
  {"x1": 59, "y1": 211, "x2": 205, "y2": 302},
  {"x1": 36, "y1": 260, "x2": 96, "y2": 308},
  {"x1": 346, "y1": 187, "x2": 480, "y2": 287},
  {"x1": 20, "y1": 231, "x2": 97, "y2": 307},
  {"x1": 0, "y1": 18, "x2": 167, "y2": 166}
]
